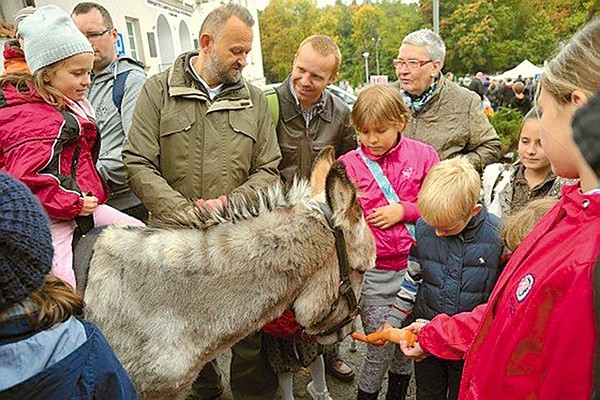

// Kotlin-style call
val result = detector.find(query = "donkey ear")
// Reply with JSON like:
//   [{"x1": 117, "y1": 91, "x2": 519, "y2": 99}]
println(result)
[
  {"x1": 309, "y1": 146, "x2": 336, "y2": 197},
  {"x1": 325, "y1": 161, "x2": 362, "y2": 223}
]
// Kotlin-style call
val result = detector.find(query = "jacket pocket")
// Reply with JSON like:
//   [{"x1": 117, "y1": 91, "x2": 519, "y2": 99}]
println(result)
[
  {"x1": 227, "y1": 112, "x2": 260, "y2": 174},
  {"x1": 158, "y1": 112, "x2": 194, "y2": 184},
  {"x1": 278, "y1": 142, "x2": 300, "y2": 184},
  {"x1": 229, "y1": 112, "x2": 258, "y2": 143}
]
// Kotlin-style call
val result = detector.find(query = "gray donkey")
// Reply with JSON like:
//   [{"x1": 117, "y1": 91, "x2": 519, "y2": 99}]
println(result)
[{"x1": 81, "y1": 148, "x2": 376, "y2": 399}]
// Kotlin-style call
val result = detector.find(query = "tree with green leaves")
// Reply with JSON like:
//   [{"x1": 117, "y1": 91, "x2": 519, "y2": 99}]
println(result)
[{"x1": 258, "y1": 0, "x2": 596, "y2": 84}]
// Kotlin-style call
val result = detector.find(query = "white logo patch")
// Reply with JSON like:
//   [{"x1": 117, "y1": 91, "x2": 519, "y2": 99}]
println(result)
[
  {"x1": 516, "y1": 274, "x2": 534, "y2": 302},
  {"x1": 402, "y1": 167, "x2": 413, "y2": 179}
]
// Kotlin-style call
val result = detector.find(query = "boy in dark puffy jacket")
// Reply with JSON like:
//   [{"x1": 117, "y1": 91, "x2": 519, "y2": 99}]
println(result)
[{"x1": 386, "y1": 157, "x2": 503, "y2": 400}]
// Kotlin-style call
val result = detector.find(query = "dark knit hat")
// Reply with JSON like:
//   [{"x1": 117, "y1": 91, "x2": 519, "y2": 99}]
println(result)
[
  {"x1": 0, "y1": 173, "x2": 54, "y2": 311},
  {"x1": 573, "y1": 91, "x2": 600, "y2": 177}
]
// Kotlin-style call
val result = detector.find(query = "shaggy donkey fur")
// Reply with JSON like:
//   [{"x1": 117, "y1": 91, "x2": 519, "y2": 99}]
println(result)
[{"x1": 82, "y1": 149, "x2": 376, "y2": 399}]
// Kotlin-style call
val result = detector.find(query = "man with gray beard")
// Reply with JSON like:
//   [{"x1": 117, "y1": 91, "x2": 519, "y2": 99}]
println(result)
[{"x1": 123, "y1": 3, "x2": 281, "y2": 399}]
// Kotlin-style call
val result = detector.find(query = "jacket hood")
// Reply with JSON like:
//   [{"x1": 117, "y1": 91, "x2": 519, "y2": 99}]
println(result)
[
  {"x1": 92, "y1": 56, "x2": 145, "y2": 83},
  {"x1": 0, "y1": 82, "x2": 44, "y2": 108},
  {"x1": 3, "y1": 40, "x2": 25, "y2": 61}
]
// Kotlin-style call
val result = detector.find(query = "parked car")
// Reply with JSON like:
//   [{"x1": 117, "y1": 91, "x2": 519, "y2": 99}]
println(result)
[
  {"x1": 325, "y1": 85, "x2": 357, "y2": 110},
  {"x1": 261, "y1": 82, "x2": 357, "y2": 110}
]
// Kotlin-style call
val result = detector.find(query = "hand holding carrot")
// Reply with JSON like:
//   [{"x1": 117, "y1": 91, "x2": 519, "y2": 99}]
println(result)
[{"x1": 352, "y1": 323, "x2": 417, "y2": 347}]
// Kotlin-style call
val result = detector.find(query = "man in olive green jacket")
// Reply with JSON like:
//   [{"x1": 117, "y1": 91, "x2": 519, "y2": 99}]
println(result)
[
  {"x1": 123, "y1": 4, "x2": 280, "y2": 399},
  {"x1": 123, "y1": 10, "x2": 280, "y2": 224}
]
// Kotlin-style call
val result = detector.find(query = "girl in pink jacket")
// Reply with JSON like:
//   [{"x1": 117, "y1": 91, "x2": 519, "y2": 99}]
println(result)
[
  {"x1": 0, "y1": 6, "x2": 143, "y2": 290},
  {"x1": 339, "y1": 84, "x2": 439, "y2": 400},
  {"x1": 400, "y1": 18, "x2": 600, "y2": 400}
]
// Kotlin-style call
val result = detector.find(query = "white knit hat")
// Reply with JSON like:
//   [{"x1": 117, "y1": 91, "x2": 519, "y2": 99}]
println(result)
[
  {"x1": 13, "y1": 6, "x2": 36, "y2": 36},
  {"x1": 19, "y1": 5, "x2": 93, "y2": 73}
]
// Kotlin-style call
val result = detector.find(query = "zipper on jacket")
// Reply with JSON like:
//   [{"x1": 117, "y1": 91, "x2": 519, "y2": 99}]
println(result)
[{"x1": 71, "y1": 144, "x2": 81, "y2": 179}]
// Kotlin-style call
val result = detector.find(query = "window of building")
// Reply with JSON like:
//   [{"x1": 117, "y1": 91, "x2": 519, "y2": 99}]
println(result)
[
  {"x1": 147, "y1": 32, "x2": 158, "y2": 58},
  {"x1": 125, "y1": 18, "x2": 145, "y2": 63}
]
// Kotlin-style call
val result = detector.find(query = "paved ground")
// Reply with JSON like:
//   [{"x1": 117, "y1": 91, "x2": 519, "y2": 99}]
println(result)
[{"x1": 213, "y1": 318, "x2": 416, "y2": 399}]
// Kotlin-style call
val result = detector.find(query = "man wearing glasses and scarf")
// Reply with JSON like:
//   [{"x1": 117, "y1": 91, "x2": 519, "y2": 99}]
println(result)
[{"x1": 393, "y1": 29, "x2": 500, "y2": 172}]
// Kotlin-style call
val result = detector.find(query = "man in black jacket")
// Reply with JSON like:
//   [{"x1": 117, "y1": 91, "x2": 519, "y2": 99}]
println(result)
[{"x1": 274, "y1": 34, "x2": 357, "y2": 382}]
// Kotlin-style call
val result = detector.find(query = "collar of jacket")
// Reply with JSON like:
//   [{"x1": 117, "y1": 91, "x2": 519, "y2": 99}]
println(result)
[
  {"x1": 278, "y1": 75, "x2": 334, "y2": 124},
  {"x1": 0, "y1": 299, "x2": 46, "y2": 344},
  {"x1": 92, "y1": 56, "x2": 145, "y2": 83},
  {"x1": 460, "y1": 204, "x2": 488, "y2": 243},
  {"x1": 393, "y1": 75, "x2": 448, "y2": 115},
  {"x1": 512, "y1": 160, "x2": 557, "y2": 188},
  {"x1": 359, "y1": 133, "x2": 404, "y2": 162},
  {"x1": 562, "y1": 183, "x2": 600, "y2": 217},
  {"x1": 165, "y1": 51, "x2": 252, "y2": 112}
]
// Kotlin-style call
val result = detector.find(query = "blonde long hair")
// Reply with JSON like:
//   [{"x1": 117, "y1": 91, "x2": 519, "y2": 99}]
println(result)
[
  {"x1": 540, "y1": 18, "x2": 600, "y2": 103},
  {"x1": 351, "y1": 84, "x2": 411, "y2": 132},
  {"x1": 0, "y1": 60, "x2": 68, "y2": 109}
]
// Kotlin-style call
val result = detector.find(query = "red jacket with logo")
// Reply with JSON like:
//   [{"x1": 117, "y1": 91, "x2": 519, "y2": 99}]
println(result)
[
  {"x1": 418, "y1": 185, "x2": 599, "y2": 399},
  {"x1": 0, "y1": 83, "x2": 108, "y2": 220}
]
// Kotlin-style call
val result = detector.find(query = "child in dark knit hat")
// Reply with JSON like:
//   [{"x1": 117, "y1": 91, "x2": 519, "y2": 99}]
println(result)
[
  {"x1": 0, "y1": 172, "x2": 137, "y2": 399},
  {"x1": 0, "y1": 5, "x2": 144, "y2": 290}
]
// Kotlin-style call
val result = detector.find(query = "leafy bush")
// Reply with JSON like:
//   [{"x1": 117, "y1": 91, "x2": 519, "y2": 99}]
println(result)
[{"x1": 488, "y1": 107, "x2": 523, "y2": 154}]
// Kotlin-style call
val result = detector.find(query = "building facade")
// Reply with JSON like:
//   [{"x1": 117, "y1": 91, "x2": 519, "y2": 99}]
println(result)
[{"x1": 0, "y1": 0, "x2": 267, "y2": 83}]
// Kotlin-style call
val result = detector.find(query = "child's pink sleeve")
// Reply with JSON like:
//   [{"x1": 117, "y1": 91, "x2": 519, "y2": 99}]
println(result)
[
  {"x1": 418, "y1": 303, "x2": 487, "y2": 360},
  {"x1": 402, "y1": 202, "x2": 420, "y2": 223},
  {"x1": 3, "y1": 136, "x2": 84, "y2": 221}
]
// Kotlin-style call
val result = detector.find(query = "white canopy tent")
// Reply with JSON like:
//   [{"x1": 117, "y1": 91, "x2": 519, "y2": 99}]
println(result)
[{"x1": 494, "y1": 59, "x2": 544, "y2": 80}]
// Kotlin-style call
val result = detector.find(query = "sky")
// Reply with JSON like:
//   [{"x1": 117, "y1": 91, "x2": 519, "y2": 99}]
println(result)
[{"x1": 256, "y1": 0, "x2": 418, "y2": 11}]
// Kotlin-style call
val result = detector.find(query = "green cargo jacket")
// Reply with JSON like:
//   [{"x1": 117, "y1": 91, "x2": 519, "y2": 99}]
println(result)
[
  {"x1": 394, "y1": 76, "x2": 501, "y2": 172},
  {"x1": 123, "y1": 51, "x2": 281, "y2": 220}
]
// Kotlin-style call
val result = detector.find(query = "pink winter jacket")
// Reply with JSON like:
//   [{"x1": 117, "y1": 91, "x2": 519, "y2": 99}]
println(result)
[
  {"x1": 339, "y1": 135, "x2": 439, "y2": 271},
  {"x1": 0, "y1": 83, "x2": 108, "y2": 220}
]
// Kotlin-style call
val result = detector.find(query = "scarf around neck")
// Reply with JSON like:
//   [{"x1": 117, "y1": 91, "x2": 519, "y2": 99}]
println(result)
[{"x1": 402, "y1": 75, "x2": 440, "y2": 113}]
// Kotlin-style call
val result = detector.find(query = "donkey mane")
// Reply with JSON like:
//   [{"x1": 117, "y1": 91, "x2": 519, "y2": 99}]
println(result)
[
  {"x1": 156, "y1": 179, "x2": 322, "y2": 230},
  {"x1": 81, "y1": 150, "x2": 377, "y2": 399}
]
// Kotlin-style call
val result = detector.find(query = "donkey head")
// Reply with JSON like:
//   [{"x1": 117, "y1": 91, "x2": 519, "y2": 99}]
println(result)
[{"x1": 293, "y1": 147, "x2": 375, "y2": 343}]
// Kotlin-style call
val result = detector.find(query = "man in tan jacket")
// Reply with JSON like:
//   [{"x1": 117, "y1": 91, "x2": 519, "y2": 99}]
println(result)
[
  {"x1": 123, "y1": 3, "x2": 281, "y2": 399},
  {"x1": 393, "y1": 29, "x2": 501, "y2": 172}
]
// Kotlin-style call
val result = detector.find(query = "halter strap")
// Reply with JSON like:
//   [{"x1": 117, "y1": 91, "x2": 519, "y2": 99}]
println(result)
[{"x1": 311, "y1": 202, "x2": 359, "y2": 337}]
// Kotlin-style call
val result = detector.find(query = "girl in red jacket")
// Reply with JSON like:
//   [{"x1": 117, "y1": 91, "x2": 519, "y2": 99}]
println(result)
[
  {"x1": 400, "y1": 18, "x2": 600, "y2": 399},
  {"x1": 0, "y1": 5, "x2": 143, "y2": 290}
]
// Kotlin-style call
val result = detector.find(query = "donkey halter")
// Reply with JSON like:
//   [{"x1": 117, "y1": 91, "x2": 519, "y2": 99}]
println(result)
[{"x1": 305, "y1": 202, "x2": 359, "y2": 338}]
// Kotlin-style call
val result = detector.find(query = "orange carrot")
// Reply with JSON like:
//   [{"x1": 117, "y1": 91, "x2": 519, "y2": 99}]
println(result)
[{"x1": 351, "y1": 327, "x2": 417, "y2": 347}]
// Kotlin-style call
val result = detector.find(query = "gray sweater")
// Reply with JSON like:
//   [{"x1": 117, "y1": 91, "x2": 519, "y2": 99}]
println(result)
[
  {"x1": 361, "y1": 268, "x2": 407, "y2": 307},
  {"x1": 89, "y1": 57, "x2": 146, "y2": 211}
]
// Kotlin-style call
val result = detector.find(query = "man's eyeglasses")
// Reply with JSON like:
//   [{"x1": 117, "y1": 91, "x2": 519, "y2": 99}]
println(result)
[
  {"x1": 393, "y1": 59, "x2": 433, "y2": 70},
  {"x1": 84, "y1": 27, "x2": 110, "y2": 40}
]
